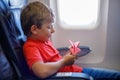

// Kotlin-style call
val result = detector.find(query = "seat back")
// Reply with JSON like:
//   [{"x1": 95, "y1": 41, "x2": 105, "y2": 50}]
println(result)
[
  {"x1": 0, "y1": 0, "x2": 9, "y2": 15},
  {"x1": 0, "y1": 43, "x2": 18, "y2": 80},
  {"x1": 0, "y1": 0, "x2": 35, "y2": 79}
]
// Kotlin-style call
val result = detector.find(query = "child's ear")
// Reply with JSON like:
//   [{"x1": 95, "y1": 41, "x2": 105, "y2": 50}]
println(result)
[{"x1": 30, "y1": 25, "x2": 37, "y2": 34}]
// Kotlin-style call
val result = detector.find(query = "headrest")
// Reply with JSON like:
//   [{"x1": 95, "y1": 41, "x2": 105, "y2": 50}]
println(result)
[
  {"x1": 9, "y1": 0, "x2": 27, "y2": 9},
  {"x1": 0, "y1": 0, "x2": 9, "y2": 14}
]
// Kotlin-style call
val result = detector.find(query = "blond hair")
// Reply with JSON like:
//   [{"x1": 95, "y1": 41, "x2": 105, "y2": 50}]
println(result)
[{"x1": 20, "y1": 1, "x2": 54, "y2": 36}]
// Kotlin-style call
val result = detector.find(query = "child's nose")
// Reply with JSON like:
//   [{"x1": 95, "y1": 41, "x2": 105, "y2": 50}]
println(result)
[{"x1": 51, "y1": 26, "x2": 55, "y2": 33}]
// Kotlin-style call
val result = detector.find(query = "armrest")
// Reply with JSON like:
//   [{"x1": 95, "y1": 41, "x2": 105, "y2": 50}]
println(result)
[
  {"x1": 48, "y1": 72, "x2": 93, "y2": 80},
  {"x1": 57, "y1": 46, "x2": 91, "y2": 57}
]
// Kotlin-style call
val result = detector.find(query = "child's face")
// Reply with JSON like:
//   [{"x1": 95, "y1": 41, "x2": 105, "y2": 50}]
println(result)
[{"x1": 31, "y1": 21, "x2": 55, "y2": 42}]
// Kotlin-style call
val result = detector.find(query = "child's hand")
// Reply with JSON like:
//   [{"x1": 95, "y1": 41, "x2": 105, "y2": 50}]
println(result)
[
  {"x1": 62, "y1": 52, "x2": 77, "y2": 66},
  {"x1": 69, "y1": 40, "x2": 81, "y2": 55}
]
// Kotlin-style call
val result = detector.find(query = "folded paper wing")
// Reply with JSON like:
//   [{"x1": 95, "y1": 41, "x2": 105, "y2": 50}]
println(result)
[{"x1": 69, "y1": 40, "x2": 81, "y2": 55}]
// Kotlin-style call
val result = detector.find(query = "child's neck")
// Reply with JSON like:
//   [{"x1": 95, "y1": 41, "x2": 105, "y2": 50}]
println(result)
[{"x1": 28, "y1": 36, "x2": 49, "y2": 43}]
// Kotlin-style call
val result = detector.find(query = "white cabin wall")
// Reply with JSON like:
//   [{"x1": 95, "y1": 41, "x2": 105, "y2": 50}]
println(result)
[
  {"x1": 76, "y1": 0, "x2": 120, "y2": 70},
  {"x1": 104, "y1": 0, "x2": 120, "y2": 70}
]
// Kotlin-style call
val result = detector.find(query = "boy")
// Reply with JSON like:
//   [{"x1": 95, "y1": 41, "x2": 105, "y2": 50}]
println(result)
[
  {"x1": 21, "y1": 1, "x2": 120, "y2": 79},
  {"x1": 21, "y1": 1, "x2": 82, "y2": 79}
]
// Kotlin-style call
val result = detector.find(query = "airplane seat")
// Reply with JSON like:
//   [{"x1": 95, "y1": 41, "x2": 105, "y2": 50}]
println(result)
[
  {"x1": 9, "y1": 8, "x2": 27, "y2": 47},
  {"x1": 0, "y1": 0, "x2": 93, "y2": 80},
  {"x1": 0, "y1": 0, "x2": 9, "y2": 15},
  {"x1": 0, "y1": 44, "x2": 18, "y2": 80},
  {"x1": 0, "y1": 0, "x2": 43, "y2": 80},
  {"x1": 0, "y1": 8, "x2": 37, "y2": 80}
]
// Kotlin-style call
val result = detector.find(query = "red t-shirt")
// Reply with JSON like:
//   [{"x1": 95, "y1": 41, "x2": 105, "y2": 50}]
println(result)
[{"x1": 23, "y1": 38, "x2": 82, "y2": 72}]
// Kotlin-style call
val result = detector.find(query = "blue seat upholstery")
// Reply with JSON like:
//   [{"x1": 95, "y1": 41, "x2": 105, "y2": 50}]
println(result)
[
  {"x1": 0, "y1": 44, "x2": 18, "y2": 80},
  {"x1": 0, "y1": 0, "x2": 9, "y2": 14},
  {"x1": 0, "y1": 0, "x2": 35, "y2": 79}
]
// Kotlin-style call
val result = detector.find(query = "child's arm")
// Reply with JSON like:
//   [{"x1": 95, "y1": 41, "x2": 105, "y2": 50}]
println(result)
[{"x1": 31, "y1": 52, "x2": 76, "y2": 79}]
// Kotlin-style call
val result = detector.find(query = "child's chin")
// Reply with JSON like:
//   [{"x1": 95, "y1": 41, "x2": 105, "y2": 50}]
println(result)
[{"x1": 45, "y1": 38, "x2": 50, "y2": 41}]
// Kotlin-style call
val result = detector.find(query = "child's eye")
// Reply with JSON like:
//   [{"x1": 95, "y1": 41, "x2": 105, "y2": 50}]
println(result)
[
  {"x1": 47, "y1": 25, "x2": 53, "y2": 29},
  {"x1": 47, "y1": 26, "x2": 51, "y2": 29}
]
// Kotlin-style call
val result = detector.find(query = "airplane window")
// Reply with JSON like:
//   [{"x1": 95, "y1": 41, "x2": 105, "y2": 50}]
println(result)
[{"x1": 57, "y1": 0, "x2": 99, "y2": 29}]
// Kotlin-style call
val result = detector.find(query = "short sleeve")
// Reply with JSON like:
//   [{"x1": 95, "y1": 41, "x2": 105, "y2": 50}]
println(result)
[{"x1": 23, "y1": 44, "x2": 43, "y2": 69}]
